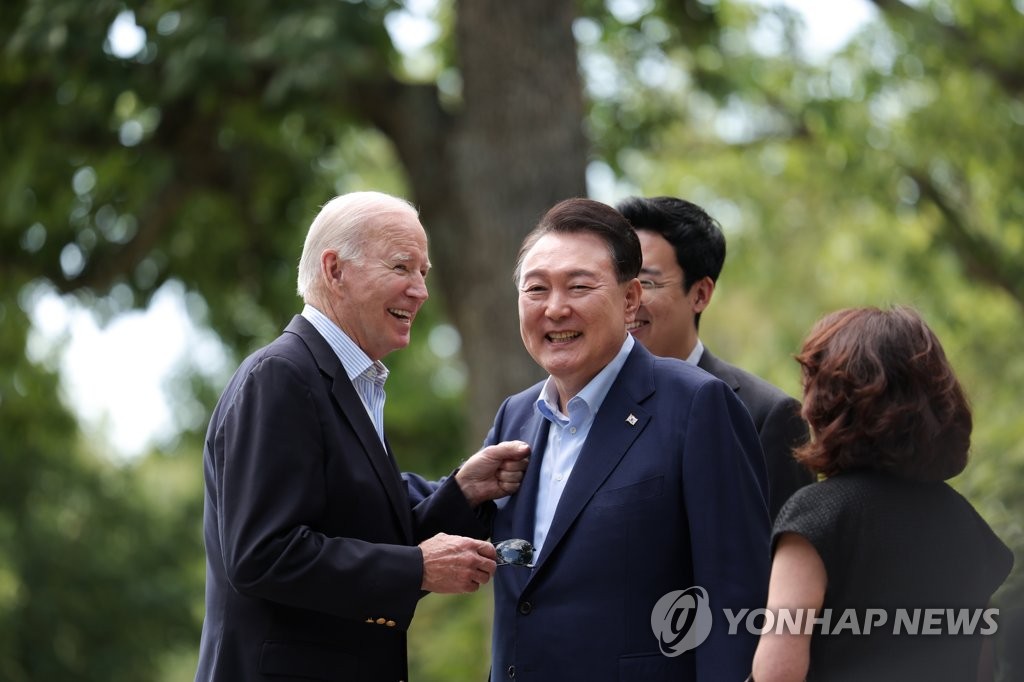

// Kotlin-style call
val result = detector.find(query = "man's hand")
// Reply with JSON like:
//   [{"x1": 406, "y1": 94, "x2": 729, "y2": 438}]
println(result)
[
  {"x1": 455, "y1": 440, "x2": 530, "y2": 507},
  {"x1": 419, "y1": 533, "x2": 498, "y2": 593}
]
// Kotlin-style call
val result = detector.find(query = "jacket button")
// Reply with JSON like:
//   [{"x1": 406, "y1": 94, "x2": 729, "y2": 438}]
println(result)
[
  {"x1": 518, "y1": 601, "x2": 532, "y2": 615},
  {"x1": 507, "y1": 664, "x2": 516, "y2": 678}
]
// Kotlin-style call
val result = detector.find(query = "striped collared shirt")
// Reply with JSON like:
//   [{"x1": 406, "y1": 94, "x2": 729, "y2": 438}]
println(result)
[{"x1": 301, "y1": 304, "x2": 389, "y2": 446}]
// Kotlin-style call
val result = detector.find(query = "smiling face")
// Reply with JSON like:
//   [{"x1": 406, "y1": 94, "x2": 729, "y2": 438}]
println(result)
[
  {"x1": 627, "y1": 229, "x2": 707, "y2": 361},
  {"x1": 518, "y1": 231, "x2": 641, "y2": 406},
  {"x1": 326, "y1": 214, "x2": 430, "y2": 360}
]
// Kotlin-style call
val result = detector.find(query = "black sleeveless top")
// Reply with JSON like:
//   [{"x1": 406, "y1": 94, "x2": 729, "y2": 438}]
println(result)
[{"x1": 773, "y1": 471, "x2": 1014, "y2": 681}]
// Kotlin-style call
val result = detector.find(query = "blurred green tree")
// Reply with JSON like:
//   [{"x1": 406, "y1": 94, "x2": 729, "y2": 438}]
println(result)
[
  {"x1": 1, "y1": 0, "x2": 593, "y2": 441},
  {"x1": 0, "y1": 297, "x2": 202, "y2": 681}
]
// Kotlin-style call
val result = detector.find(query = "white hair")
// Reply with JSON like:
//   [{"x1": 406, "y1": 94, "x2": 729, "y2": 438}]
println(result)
[{"x1": 296, "y1": 191, "x2": 419, "y2": 299}]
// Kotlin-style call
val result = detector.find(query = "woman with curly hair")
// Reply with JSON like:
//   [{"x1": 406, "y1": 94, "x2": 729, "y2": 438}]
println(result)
[{"x1": 750, "y1": 305, "x2": 1013, "y2": 682}]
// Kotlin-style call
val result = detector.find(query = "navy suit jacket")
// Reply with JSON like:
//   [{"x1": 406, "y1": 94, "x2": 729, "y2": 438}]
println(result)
[
  {"x1": 698, "y1": 348, "x2": 813, "y2": 519},
  {"x1": 195, "y1": 316, "x2": 488, "y2": 682},
  {"x1": 486, "y1": 342, "x2": 771, "y2": 682}
]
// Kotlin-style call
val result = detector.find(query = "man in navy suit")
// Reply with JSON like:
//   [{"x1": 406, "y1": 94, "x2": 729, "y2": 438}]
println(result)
[
  {"x1": 195, "y1": 191, "x2": 528, "y2": 682},
  {"x1": 486, "y1": 198, "x2": 770, "y2": 681},
  {"x1": 616, "y1": 196, "x2": 813, "y2": 519}
]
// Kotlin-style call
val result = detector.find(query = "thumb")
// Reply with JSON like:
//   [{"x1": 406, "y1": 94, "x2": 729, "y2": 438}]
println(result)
[{"x1": 488, "y1": 440, "x2": 530, "y2": 460}]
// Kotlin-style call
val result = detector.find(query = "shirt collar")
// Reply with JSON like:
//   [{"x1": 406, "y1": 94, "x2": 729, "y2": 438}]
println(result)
[
  {"x1": 536, "y1": 334, "x2": 635, "y2": 424},
  {"x1": 686, "y1": 338, "x2": 704, "y2": 365},
  {"x1": 301, "y1": 304, "x2": 389, "y2": 384}
]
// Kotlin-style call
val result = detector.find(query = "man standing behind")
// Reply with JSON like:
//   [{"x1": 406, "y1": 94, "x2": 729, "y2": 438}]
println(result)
[
  {"x1": 486, "y1": 198, "x2": 770, "y2": 681},
  {"x1": 617, "y1": 196, "x2": 813, "y2": 519},
  {"x1": 195, "y1": 191, "x2": 528, "y2": 682}
]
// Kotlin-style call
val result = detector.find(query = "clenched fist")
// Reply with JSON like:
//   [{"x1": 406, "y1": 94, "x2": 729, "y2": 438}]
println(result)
[{"x1": 455, "y1": 440, "x2": 531, "y2": 507}]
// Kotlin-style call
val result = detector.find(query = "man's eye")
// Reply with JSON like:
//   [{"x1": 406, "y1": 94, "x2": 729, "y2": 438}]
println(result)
[{"x1": 393, "y1": 264, "x2": 409, "y2": 272}]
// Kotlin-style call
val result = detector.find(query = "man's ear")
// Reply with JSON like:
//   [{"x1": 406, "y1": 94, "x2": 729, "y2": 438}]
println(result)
[
  {"x1": 321, "y1": 250, "x2": 345, "y2": 289},
  {"x1": 624, "y1": 278, "x2": 643, "y2": 321},
  {"x1": 691, "y1": 276, "x2": 716, "y2": 314}
]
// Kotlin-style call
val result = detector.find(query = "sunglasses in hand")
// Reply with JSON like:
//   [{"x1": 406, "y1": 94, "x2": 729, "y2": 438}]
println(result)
[{"x1": 494, "y1": 538, "x2": 535, "y2": 568}]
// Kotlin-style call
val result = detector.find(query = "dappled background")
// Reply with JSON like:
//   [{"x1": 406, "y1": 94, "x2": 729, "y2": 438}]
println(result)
[{"x1": 2, "y1": 0, "x2": 1022, "y2": 679}]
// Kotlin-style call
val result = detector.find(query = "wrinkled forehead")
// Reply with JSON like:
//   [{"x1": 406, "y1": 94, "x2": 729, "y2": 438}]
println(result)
[{"x1": 364, "y1": 214, "x2": 429, "y2": 254}]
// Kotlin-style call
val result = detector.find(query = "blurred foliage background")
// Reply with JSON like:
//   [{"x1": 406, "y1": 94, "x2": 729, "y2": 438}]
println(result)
[{"x1": 2, "y1": 0, "x2": 1022, "y2": 679}]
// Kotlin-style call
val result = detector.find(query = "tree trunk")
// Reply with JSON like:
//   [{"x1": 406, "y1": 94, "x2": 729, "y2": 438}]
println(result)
[{"x1": 389, "y1": 0, "x2": 589, "y2": 445}]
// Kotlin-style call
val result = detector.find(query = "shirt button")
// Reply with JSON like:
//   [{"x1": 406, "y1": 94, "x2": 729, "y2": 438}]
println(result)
[
  {"x1": 570, "y1": 426, "x2": 577, "y2": 434},
  {"x1": 518, "y1": 600, "x2": 532, "y2": 615},
  {"x1": 555, "y1": 473, "x2": 563, "y2": 482}
]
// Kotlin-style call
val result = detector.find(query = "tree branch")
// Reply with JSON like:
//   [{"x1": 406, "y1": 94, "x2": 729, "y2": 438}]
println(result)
[
  {"x1": 868, "y1": 0, "x2": 1024, "y2": 95},
  {"x1": 909, "y1": 169, "x2": 1024, "y2": 311}
]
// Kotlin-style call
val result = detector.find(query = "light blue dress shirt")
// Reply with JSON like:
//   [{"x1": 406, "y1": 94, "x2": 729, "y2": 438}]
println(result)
[
  {"x1": 301, "y1": 304, "x2": 389, "y2": 446},
  {"x1": 532, "y1": 334, "x2": 635, "y2": 560}
]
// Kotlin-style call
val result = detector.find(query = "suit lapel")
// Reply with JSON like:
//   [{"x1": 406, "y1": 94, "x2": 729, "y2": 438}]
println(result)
[
  {"x1": 285, "y1": 316, "x2": 415, "y2": 544},
  {"x1": 528, "y1": 345, "x2": 655, "y2": 578},
  {"x1": 500, "y1": 410, "x2": 550, "y2": 595},
  {"x1": 510, "y1": 415, "x2": 549, "y2": 541}
]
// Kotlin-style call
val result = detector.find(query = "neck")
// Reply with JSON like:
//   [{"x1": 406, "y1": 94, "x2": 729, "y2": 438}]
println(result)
[
  {"x1": 307, "y1": 292, "x2": 341, "y2": 329},
  {"x1": 665, "y1": 334, "x2": 698, "y2": 363}
]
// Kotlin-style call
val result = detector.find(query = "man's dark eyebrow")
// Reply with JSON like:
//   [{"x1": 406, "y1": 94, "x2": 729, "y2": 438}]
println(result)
[{"x1": 521, "y1": 267, "x2": 600, "y2": 280}]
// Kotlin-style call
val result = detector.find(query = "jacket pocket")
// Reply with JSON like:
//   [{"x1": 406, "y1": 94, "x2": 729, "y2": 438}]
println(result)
[{"x1": 591, "y1": 476, "x2": 664, "y2": 509}]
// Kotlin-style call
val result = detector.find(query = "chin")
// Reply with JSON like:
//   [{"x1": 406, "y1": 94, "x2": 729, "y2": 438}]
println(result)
[{"x1": 382, "y1": 337, "x2": 411, "y2": 357}]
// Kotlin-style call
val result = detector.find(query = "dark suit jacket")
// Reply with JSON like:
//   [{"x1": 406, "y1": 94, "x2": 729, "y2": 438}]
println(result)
[
  {"x1": 487, "y1": 342, "x2": 771, "y2": 682},
  {"x1": 698, "y1": 348, "x2": 813, "y2": 519},
  {"x1": 195, "y1": 315, "x2": 487, "y2": 682}
]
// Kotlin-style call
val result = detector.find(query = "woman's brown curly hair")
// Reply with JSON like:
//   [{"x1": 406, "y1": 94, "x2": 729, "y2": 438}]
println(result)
[{"x1": 794, "y1": 305, "x2": 971, "y2": 481}]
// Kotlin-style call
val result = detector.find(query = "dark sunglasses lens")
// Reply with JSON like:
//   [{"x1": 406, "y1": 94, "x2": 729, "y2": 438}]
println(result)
[{"x1": 494, "y1": 538, "x2": 535, "y2": 567}]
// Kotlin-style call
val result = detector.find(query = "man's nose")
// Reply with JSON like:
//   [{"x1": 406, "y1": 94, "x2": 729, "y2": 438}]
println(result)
[
  {"x1": 408, "y1": 272, "x2": 429, "y2": 301},
  {"x1": 544, "y1": 290, "x2": 570, "y2": 319}
]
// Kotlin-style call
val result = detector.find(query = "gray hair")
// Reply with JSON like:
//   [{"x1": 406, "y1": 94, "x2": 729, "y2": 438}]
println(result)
[{"x1": 296, "y1": 191, "x2": 419, "y2": 299}]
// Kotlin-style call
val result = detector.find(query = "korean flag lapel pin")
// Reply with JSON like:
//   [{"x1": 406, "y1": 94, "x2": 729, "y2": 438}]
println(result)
[{"x1": 625, "y1": 413, "x2": 638, "y2": 426}]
